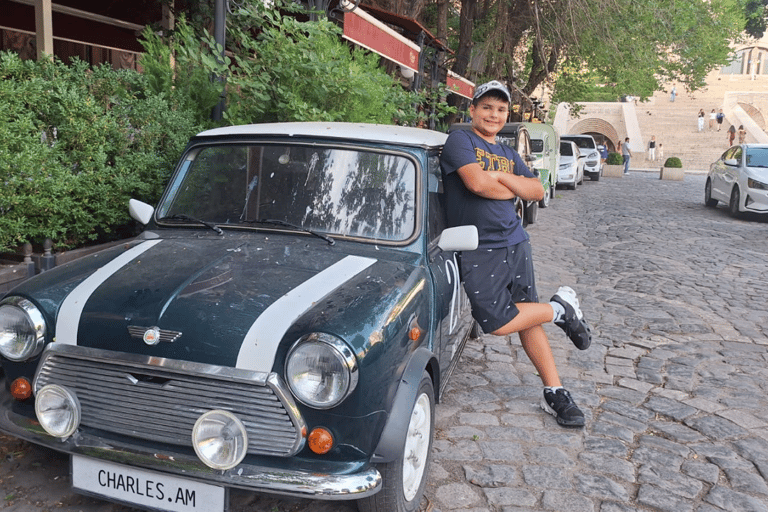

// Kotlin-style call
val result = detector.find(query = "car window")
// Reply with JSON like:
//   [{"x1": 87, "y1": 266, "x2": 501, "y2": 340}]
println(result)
[
  {"x1": 560, "y1": 142, "x2": 573, "y2": 156},
  {"x1": 731, "y1": 147, "x2": 743, "y2": 164},
  {"x1": 723, "y1": 147, "x2": 739, "y2": 161},
  {"x1": 427, "y1": 153, "x2": 448, "y2": 245},
  {"x1": 563, "y1": 137, "x2": 595, "y2": 149},
  {"x1": 157, "y1": 143, "x2": 417, "y2": 242},
  {"x1": 531, "y1": 139, "x2": 544, "y2": 153}
]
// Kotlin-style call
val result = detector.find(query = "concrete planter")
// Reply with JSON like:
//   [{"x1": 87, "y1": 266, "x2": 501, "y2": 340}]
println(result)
[
  {"x1": 659, "y1": 167, "x2": 684, "y2": 181},
  {"x1": 604, "y1": 164, "x2": 625, "y2": 177}
]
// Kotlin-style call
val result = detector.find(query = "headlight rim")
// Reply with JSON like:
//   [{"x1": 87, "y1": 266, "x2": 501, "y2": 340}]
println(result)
[
  {"x1": 285, "y1": 332, "x2": 358, "y2": 410},
  {"x1": 0, "y1": 296, "x2": 46, "y2": 362},
  {"x1": 192, "y1": 409, "x2": 248, "y2": 470}
]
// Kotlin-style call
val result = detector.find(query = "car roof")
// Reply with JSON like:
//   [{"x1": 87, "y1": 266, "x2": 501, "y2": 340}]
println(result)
[
  {"x1": 195, "y1": 122, "x2": 448, "y2": 148},
  {"x1": 562, "y1": 134, "x2": 595, "y2": 140}
]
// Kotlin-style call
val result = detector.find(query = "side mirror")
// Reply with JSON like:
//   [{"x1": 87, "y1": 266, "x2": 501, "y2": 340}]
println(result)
[
  {"x1": 723, "y1": 158, "x2": 738, "y2": 166},
  {"x1": 129, "y1": 199, "x2": 154, "y2": 225},
  {"x1": 438, "y1": 225, "x2": 478, "y2": 252}
]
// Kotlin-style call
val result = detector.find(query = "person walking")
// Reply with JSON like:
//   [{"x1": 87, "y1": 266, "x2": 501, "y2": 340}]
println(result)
[
  {"x1": 728, "y1": 125, "x2": 736, "y2": 147},
  {"x1": 648, "y1": 136, "x2": 657, "y2": 161},
  {"x1": 709, "y1": 109, "x2": 716, "y2": 131},
  {"x1": 716, "y1": 109, "x2": 725, "y2": 131},
  {"x1": 698, "y1": 109, "x2": 705, "y2": 132},
  {"x1": 738, "y1": 125, "x2": 747, "y2": 144},
  {"x1": 621, "y1": 137, "x2": 632, "y2": 174},
  {"x1": 440, "y1": 80, "x2": 592, "y2": 428},
  {"x1": 670, "y1": 86, "x2": 676, "y2": 102}
]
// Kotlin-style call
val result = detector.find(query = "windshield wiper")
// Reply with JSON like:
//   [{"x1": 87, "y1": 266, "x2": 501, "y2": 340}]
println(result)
[
  {"x1": 157, "y1": 214, "x2": 224, "y2": 235},
  {"x1": 246, "y1": 219, "x2": 335, "y2": 245}
]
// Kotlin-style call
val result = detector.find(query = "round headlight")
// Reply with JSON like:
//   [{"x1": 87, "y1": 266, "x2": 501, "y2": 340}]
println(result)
[
  {"x1": 285, "y1": 333, "x2": 357, "y2": 409},
  {"x1": 35, "y1": 384, "x2": 81, "y2": 438},
  {"x1": 192, "y1": 410, "x2": 248, "y2": 470},
  {"x1": 0, "y1": 297, "x2": 46, "y2": 361}
]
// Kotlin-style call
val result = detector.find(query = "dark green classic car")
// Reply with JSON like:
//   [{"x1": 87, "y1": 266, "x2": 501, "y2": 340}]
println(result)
[{"x1": 0, "y1": 123, "x2": 479, "y2": 512}]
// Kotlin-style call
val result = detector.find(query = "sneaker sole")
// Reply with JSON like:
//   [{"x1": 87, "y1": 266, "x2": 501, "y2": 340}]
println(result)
[{"x1": 540, "y1": 398, "x2": 586, "y2": 428}]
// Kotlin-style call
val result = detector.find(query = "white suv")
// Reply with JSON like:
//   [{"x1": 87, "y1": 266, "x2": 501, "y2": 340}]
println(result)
[{"x1": 562, "y1": 134, "x2": 602, "y2": 181}]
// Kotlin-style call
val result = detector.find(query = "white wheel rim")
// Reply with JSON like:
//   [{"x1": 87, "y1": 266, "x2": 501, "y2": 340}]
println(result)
[{"x1": 402, "y1": 392, "x2": 431, "y2": 502}]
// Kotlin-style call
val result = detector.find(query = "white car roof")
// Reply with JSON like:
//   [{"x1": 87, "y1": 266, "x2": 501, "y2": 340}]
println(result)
[{"x1": 195, "y1": 122, "x2": 448, "y2": 148}]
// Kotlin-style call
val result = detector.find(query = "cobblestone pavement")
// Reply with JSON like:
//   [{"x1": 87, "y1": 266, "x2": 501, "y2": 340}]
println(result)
[{"x1": 1, "y1": 172, "x2": 767, "y2": 512}]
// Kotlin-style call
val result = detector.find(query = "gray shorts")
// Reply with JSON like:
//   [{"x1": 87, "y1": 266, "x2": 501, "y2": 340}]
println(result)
[{"x1": 460, "y1": 240, "x2": 538, "y2": 334}]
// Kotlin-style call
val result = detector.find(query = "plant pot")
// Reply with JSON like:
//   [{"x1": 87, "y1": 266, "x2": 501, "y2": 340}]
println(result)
[
  {"x1": 603, "y1": 164, "x2": 625, "y2": 177},
  {"x1": 659, "y1": 167, "x2": 684, "y2": 181}
]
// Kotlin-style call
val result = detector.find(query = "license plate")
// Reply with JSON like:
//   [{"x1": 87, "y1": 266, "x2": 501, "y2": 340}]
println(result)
[{"x1": 71, "y1": 455, "x2": 226, "y2": 512}]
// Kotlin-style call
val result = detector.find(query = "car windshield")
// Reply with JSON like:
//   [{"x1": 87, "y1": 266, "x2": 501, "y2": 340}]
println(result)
[
  {"x1": 560, "y1": 142, "x2": 574, "y2": 156},
  {"x1": 157, "y1": 143, "x2": 417, "y2": 242},
  {"x1": 745, "y1": 148, "x2": 768, "y2": 168},
  {"x1": 565, "y1": 138, "x2": 594, "y2": 149}
]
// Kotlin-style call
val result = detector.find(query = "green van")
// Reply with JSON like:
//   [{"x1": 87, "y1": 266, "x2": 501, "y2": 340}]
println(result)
[{"x1": 522, "y1": 122, "x2": 559, "y2": 208}]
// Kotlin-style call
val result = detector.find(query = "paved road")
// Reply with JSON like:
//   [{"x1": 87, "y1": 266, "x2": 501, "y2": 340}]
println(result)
[{"x1": 1, "y1": 172, "x2": 767, "y2": 511}]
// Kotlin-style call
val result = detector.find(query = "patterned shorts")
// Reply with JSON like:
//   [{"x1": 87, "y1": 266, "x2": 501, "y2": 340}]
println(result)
[{"x1": 460, "y1": 240, "x2": 538, "y2": 334}]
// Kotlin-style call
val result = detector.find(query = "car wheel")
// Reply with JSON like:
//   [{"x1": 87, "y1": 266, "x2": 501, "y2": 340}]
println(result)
[
  {"x1": 592, "y1": 171, "x2": 600, "y2": 182},
  {"x1": 704, "y1": 179, "x2": 718, "y2": 207},
  {"x1": 357, "y1": 372, "x2": 435, "y2": 512},
  {"x1": 728, "y1": 186, "x2": 741, "y2": 217},
  {"x1": 515, "y1": 198, "x2": 527, "y2": 227},
  {"x1": 539, "y1": 186, "x2": 551, "y2": 208},
  {"x1": 569, "y1": 182, "x2": 577, "y2": 190},
  {"x1": 470, "y1": 320, "x2": 481, "y2": 339},
  {"x1": 525, "y1": 200, "x2": 538, "y2": 225}
]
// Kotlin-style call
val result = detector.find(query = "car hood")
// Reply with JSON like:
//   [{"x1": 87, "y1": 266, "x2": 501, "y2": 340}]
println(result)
[
  {"x1": 560, "y1": 155, "x2": 578, "y2": 165},
  {"x1": 24, "y1": 235, "x2": 413, "y2": 374}
]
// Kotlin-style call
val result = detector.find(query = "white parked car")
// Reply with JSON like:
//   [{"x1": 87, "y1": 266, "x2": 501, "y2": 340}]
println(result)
[
  {"x1": 706, "y1": 144, "x2": 768, "y2": 217},
  {"x1": 561, "y1": 134, "x2": 602, "y2": 181},
  {"x1": 558, "y1": 140, "x2": 584, "y2": 190}
]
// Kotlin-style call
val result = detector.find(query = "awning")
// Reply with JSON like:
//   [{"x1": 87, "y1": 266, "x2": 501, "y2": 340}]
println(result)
[
  {"x1": 447, "y1": 71, "x2": 475, "y2": 100},
  {"x1": 342, "y1": 4, "x2": 420, "y2": 74}
]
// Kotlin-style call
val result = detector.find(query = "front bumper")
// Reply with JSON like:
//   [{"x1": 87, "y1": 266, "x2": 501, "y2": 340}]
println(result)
[
  {"x1": 0, "y1": 396, "x2": 381, "y2": 500},
  {"x1": 744, "y1": 187, "x2": 768, "y2": 213},
  {"x1": 584, "y1": 161, "x2": 601, "y2": 176}
]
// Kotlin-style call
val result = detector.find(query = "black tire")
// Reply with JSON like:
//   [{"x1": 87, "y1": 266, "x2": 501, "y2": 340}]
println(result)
[
  {"x1": 729, "y1": 187, "x2": 741, "y2": 217},
  {"x1": 515, "y1": 198, "x2": 527, "y2": 227},
  {"x1": 470, "y1": 320, "x2": 481, "y2": 339},
  {"x1": 525, "y1": 200, "x2": 538, "y2": 225},
  {"x1": 704, "y1": 179, "x2": 718, "y2": 207},
  {"x1": 539, "y1": 186, "x2": 551, "y2": 208},
  {"x1": 592, "y1": 171, "x2": 600, "y2": 182},
  {"x1": 357, "y1": 372, "x2": 435, "y2": 512}
]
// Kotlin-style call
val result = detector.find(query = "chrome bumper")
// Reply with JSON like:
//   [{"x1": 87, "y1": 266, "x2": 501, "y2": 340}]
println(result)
[{"x1": 0, "y1": 403, "x2": 381, "y2": 500}]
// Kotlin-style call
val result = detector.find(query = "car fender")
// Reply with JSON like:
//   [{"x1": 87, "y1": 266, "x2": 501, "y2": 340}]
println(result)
[{"x1": 369, "y1": 346, "x2": 437, "y2": 463}]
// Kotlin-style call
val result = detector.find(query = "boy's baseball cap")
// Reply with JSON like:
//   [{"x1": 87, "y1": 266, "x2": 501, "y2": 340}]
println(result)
[{"x1": 473, "y1": 80, "x2": 511, "y2": 103}]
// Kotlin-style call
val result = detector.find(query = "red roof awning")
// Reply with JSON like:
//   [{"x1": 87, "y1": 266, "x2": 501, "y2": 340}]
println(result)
[{"x1": 342, "y1": 5, "x2": 420, "y2": 74}]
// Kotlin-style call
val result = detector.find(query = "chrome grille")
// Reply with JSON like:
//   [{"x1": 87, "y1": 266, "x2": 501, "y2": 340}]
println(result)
[{"x1": 35, "y1": 347, "x2": 305, "y2": 457}]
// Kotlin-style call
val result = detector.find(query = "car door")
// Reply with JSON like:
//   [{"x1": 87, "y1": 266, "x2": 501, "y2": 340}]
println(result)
[
  {"x1": 712, "y1": 147, "x2": 739, "y2": 199},
  {"x1": 426, "y1": 152, "x2": 473, "y2": 396}
]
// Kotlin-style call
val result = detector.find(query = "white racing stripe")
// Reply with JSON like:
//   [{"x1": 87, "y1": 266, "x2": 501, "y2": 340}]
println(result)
[
  {"x1": 55, "y1": 240, "x2": 162, "y2": 345},
  {"x1": 236, "y1": 255, "x2": 377, "y2": 373}
]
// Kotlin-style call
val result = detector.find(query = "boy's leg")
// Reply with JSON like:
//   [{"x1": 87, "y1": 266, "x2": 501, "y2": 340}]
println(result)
[{"x1": 518, "y1": 324, "x2": 560, "y2": 387}]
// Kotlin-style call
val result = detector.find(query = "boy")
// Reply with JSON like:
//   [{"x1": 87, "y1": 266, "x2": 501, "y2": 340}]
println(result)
[{"x1": 440, "y1": 80, "x2": 592, "y2": 427}]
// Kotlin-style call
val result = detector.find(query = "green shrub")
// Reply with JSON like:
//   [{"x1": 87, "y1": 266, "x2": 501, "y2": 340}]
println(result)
[
  {"x1": 664, "y1": 157, "x2": 683, "y2": 168},
  {"x1": 606, "y1": 152, "x2": 624, "y2": 165},
  {"x1": 0, "y1": 51, "x2": 203, "y2": 251}
]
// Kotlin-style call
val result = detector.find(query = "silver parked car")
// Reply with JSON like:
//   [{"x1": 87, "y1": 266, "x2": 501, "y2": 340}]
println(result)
[
  {"x1": 558, "y1": 140, "x2": 584, "y2": 190},
  {"x1": 705, "y1": 144, "x2": 768, "y2": 217}
]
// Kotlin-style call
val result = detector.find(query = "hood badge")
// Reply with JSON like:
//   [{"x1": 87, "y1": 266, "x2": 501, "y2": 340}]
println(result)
[{"x1": 127, "y1": 326, "x2": 182, "y2": 345}]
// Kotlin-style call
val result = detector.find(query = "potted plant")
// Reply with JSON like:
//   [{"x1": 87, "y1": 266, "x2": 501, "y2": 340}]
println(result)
[
  {"x1": 604, "y1": 152, "x2": 625, "y2": 177},
  {"x1": 660, "y1": 156, "x2": 684, "y2": 180}
]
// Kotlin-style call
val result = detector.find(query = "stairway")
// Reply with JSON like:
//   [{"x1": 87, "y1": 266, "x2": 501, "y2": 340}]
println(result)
[{"x1": 634, "y1": 73, "x2": 768, "y2": 171}]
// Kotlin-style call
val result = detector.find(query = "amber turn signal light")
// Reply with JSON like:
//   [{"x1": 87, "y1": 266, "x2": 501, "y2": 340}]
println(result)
[
  {"x1": 308, "y1": 427, "x2": 334, "y2": 455},
  {"x1": 10, "y1": 377, "x2": 32, "y2": 401},
  {"x1": 409, "y1": 327, "x2": 421, "y2": 341}
]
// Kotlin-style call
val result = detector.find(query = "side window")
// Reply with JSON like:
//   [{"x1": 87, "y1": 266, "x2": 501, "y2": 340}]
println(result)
[
  {"x1": 731, "y1": 147, "x2": 743, "y2": 164},
  {"x1": 723, "y1": 147, "x2": 738, "y2": 162},
  {"x1": 427, "y1": 153, "x2": 447, "y2": 245}
]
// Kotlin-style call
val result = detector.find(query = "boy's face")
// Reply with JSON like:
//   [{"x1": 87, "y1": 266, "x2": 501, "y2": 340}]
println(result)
[{"x1": 469, "y1": 96, "x2": 509, "y2": 140}]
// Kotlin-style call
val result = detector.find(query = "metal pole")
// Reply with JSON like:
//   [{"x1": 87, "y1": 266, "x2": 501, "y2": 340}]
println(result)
[{"x1": 212, "y1": 0, "x2": 227, "y2": 121}]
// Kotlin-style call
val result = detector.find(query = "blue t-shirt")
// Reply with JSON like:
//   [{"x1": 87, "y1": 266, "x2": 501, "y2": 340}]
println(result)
[{"x1": 440, "y1": 129, "x2": 533, "y2": 248}]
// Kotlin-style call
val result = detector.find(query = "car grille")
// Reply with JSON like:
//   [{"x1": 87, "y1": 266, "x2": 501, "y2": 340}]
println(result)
[
  {"x1": 35, "y1": 348, "x2": 305, "y2": 457},
  {"x1": 586, "y1": 160, "x2": 598, "y2": 167}
]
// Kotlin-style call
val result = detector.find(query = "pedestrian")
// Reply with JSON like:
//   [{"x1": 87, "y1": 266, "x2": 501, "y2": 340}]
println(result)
[
  {"x1": 728, "y1": 125, "x2": 736, "y2": 146},
  {"x1": 621, "y1": 136, "x2": 632, "y2": 174},
  {"x1": 738, "y1": 125, "x2": 746, "y2": 144},
  {"x1": 716, "y1": 108, "x2": 724, "y2": 131},
  {"x1": 658, "y1": 143, "x2": 664, "y2": 162},
  {"x1": 440, "y1": 80, "x2": 592, "y2": 428},
  {"x1": 670, "y1": 86, "x2": 676, "y2": 102},
  {"x1": 698, "y1": 109, "x2": 705, "y2": 131},
  {"x1": 648, "y1": 135, "x2": 656, "y2": 161},
  {"x1": 709, "y1": 109, "x2": 716, "y2": 131}
]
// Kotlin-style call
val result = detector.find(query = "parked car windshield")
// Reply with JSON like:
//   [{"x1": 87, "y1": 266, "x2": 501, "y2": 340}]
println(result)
[
  {"x1": 564, "y1": 137, "x2": 595, "y2": 150},
  {"x1": 157, "y1": 143, "x2": 417, "y2": 242},
  {"x1": 745, "y1": 147, "x2": 768, "y2": 168}
]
